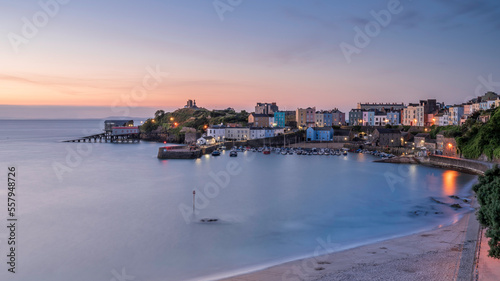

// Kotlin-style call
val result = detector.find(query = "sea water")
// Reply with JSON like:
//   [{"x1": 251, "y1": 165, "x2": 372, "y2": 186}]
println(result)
[{"x1": 0, "y1": 119, "x2": 477, "y2": 281}]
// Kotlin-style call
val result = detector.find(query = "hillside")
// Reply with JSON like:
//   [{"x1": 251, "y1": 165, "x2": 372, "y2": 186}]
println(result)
[
  {"x1": 140, "y1": 108, "x2": 249, "y2": 134},
  {"x1": 457, "y1": 107, "x2": 500, "y2": 161}
]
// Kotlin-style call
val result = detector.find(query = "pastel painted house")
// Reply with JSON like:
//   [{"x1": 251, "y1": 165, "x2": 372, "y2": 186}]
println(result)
[{"x1": 306, "y1": 127, "x2": 334, "y2": 141}]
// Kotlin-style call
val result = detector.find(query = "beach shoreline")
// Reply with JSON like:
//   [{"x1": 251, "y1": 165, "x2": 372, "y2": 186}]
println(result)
[{"x1": 219, "y1": 208, "x2": 479, "y2": 281}]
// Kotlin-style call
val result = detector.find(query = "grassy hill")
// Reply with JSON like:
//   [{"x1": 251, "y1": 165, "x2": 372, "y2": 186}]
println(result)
[
  {"x1": 457, "y1": 107, "x2": 500, "y2": 160},
  {"x1": 140, "y1": 108, "x2": 249, "y2": 134}
]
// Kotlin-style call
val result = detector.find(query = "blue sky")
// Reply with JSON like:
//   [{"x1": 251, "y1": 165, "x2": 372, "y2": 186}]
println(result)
[{"x1": 0, "y1": 0, "x2": 499, "y2": 118}]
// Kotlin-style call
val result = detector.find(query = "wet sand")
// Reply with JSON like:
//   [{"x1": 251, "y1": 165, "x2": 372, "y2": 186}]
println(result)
[{"x1": 221, "y1": 212, "x2": 478, "y2": 281}]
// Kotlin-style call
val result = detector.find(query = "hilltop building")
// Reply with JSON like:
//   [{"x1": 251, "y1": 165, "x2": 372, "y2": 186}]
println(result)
[
  {"x1": 255, "y1": 102, "x2": 278, "y2": 114},
  {"x1": 184, "y1": 99, "x2": 199, "y2": 109}
]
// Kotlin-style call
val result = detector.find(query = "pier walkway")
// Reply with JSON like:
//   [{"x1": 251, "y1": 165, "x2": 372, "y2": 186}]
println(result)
[{"x1": 63, "y1": 133, "x2": 140, "y2": 143}]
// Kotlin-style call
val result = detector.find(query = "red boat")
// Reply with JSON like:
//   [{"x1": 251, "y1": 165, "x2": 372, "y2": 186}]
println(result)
[{"x1": 263, "y1": 149, "x2": 271, "y2": 155}]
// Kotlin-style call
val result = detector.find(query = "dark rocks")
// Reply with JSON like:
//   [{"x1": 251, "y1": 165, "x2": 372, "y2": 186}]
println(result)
[{"x1": 200, "y1": 218, "x2": 218, "y2": 223}]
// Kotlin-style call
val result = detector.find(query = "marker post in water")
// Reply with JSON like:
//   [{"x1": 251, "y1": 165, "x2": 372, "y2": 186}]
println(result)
[{"x1": 192, "y1": 190, "x2": 196, "y2": 214}]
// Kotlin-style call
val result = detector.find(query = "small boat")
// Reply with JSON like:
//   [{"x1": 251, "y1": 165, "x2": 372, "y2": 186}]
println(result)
[
  {"x1": 220, "y1": 145, "x2": 226, "y2": 150},
  {"x1": 229, "y1": 151, "x2": 237, "y2": 157},
  {"x1": 343, "y1": 151, "x2": 348, "y2": 156},
  {"x1": 263, "y1": 148, "x2": 271, "y2": 155},
  {"x1": 212, "y1": 150, "x2": 221, "y2": 156}
]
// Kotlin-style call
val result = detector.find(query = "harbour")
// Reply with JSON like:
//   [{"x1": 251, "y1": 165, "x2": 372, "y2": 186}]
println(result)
[{"x1": 0, "y1": 119, "x2": 480, "y2": 281}]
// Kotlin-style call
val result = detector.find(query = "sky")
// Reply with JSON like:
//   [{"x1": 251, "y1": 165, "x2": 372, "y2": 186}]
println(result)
[{"x1": 1, "y1": 0, "x2": 499, "y2": 119}]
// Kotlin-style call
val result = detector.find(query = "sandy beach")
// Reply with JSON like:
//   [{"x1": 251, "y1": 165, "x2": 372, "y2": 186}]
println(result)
[{"x1": 222, "y1": 210, "x2": 480, "y2": 281}]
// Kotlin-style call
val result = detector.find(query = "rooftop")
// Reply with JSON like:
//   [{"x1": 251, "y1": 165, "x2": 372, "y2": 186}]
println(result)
[{"x1": 375, "y1": 128, "x2": 401, "y2": 134}]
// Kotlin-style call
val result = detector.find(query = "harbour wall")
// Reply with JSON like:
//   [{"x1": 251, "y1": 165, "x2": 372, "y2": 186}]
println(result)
[
  {"x1": 416, "y1": 155, "x2": 493, "y2": 175},
  {"x1": 343, "y1": 143, "x2": 413, "y2": 156},
  {"x1": 377, "y1": 155, "x2": 494, "y2": 175},
  {"x1": 157, "y1": 146, "x2": 202, "y2": 159}
]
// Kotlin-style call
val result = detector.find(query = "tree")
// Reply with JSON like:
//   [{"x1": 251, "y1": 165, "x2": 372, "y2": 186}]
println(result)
[
  {"x1": 154, "y1": 110, "x2": 165, "y2": 121},
  {"x1": 473, "y1": 165, "x2": 500, "y2": 258}
]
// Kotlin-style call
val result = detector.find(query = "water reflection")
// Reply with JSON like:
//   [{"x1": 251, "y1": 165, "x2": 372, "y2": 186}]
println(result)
[{"x1": 442, "y1": 170, "x2": 458, "y2": 196}]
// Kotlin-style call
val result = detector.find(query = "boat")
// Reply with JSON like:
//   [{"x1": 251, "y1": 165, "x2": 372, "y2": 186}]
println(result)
[
  {"x1": 263, "y1": 148, "x2": 271, "y2": 155},
  {"x1": 220, "y1": 145, "x2": 226, "y2": 150},
  {"x1": 211, "y1": 150, "x2": 221, "y2": 156},
  {"x1": 343, "y1": 150, "x2": 348, "y2": 156},
  {"x1": 229, "y1": 151, "x2": 237, "y2": 157}
]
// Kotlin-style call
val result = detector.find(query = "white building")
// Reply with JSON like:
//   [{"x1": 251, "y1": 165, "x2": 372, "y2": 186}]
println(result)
[
  {"x1": 111, "y1": 126, "x2": 139, "y2": 135},
  {"x1": 402, "y1": 104, "x2": 424, "y2": 126},
  {"x1": 373, "y1": 113, "x2": 388, "y2": 126},
  {"x1": 249, "y1": 128, "x2": 266, "y2": 140},
  {"x1": 197, "y1": 136, "x2": 216, "y2": 146},
  {"x1": 225, "y1": 127, "x2": 250, "y2": 141},
  {"x1": 207, "y1": 125, "x2": 226, "y2": 142},
  {"x1": 436, "y1": 113, "x2": 449, "y2": 126}
]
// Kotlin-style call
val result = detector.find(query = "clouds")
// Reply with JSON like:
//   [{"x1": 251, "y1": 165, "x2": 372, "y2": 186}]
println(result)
[
  {"x1": 433, "y1": 0, "x2": 500, "y2": 29},
  {"x1": 0, "y1": 73, "x2": 132, "y2": 95},
  {"x1": 0, "y1": 0, "x2": 499, "y2": 118}
]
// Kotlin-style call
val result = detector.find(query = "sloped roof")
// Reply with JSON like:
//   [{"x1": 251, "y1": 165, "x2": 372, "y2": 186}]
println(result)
[
  {"x1": 375, "y1": 128, "x2": 401, "y2": 134},
  {"x1": 333, "y1": 129, "x2": 350, "y2": 136},
  {"x1": 250, "y1": 113, "x2": 273, "y2": 117},
  {"x1": 414, "y1": 133, "x2": 430, "y2": 138},
  {"x1": 309, "y1": 127, "x2": 333, "y2": 131}
]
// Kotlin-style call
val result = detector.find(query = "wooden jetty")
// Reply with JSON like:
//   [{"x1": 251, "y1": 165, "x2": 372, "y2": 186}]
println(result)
[
  {"x1": 63, "y1": 132, "x2": 140, "y2": 143},
  {"x1": 63, "y1": 120, "x2": 141, "y2": 143}
]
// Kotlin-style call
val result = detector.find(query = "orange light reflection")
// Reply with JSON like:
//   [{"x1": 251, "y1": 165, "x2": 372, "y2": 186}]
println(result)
[{"x1": 442, "y1": 170, "x2": 458, "y2": 196}]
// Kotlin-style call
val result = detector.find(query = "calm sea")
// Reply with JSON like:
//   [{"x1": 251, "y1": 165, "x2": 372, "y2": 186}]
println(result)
[{"x1": 0, "y1": 119, "x2": 477, "y2": 281}]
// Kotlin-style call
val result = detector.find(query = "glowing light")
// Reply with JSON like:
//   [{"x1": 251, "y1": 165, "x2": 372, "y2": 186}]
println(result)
[
  {"x1": 448, "y1": 143, "x2": 453, "y2": 148},
  {"x1": 443, "y1": 170, "x2": 458, "y2": 196},
  {"x1": 170, "y1": 117, "x2": 174, "y2": 121}
]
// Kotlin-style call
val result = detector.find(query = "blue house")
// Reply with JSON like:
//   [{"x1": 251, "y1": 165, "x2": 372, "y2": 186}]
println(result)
[
  {"x1": 306, "y1": 127, "x2": 334, "y2": 141},
  {"x1": 274, "y1": 111, "x2": 285, "y2": 127},
  {"x1": 386, "y1": 111, "x2": 401, "y2": 125}
]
